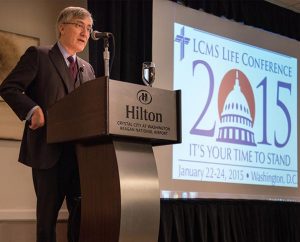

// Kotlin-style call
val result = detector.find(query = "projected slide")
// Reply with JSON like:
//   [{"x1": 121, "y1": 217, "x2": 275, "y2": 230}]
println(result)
[{"x1": 173, "y1": 23, "x2": 298, "y2": 187}]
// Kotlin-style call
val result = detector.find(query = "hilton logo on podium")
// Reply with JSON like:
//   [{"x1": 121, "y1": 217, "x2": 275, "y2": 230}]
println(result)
[{"x1": 137, "y1": 90, "x2": 152, "y2": 105}]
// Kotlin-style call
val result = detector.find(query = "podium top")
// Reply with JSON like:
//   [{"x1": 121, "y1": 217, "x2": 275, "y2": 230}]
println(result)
[{"x1": 47, "y1": 77, "x2": 181, "y2": 145}]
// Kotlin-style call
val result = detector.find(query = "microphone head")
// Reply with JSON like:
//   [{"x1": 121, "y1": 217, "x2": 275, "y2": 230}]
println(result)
[
  {"x1": 91, "y1": 31, "x2": 100, "y2": 41},
  {"x1": 91, "y1": 30, "x2": 112, "y2": 40}
]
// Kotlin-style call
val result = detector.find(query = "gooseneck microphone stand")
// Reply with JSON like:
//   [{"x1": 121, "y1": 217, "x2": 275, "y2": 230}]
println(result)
[
  {"x1": 103, "y1": 37, "x2": 110, "y2": 77},
  {"x1": 90, "y1": 30, "x2": 114, "y2": 78}
]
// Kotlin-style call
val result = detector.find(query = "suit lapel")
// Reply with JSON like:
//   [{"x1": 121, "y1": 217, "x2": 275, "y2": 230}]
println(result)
[
  {"x1": 49, "y1": 44, "x2": 73, "y2": 93},
  {"x1": 77, "y1": 57, "x2": 91, "y2": 84}
]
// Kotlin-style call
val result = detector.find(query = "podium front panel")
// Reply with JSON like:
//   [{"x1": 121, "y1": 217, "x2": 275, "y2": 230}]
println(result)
[{"x1": 108, "y1": 80, "x2": 179, "y2": 142}]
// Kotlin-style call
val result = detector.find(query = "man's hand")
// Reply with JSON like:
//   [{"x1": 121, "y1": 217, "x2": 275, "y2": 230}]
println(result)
[{"x1": 29, "y1": 107, "x2": 45, "y2": 130}]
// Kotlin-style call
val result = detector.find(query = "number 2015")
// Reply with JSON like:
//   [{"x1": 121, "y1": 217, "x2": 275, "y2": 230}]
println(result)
[{"x1": 189, "y1": 60, "x2": 292, "y2": 148}]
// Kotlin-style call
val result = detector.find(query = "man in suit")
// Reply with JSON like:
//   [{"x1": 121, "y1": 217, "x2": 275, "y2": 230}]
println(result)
[{"x1": 0, "y1": 6, "x2": 95, "y2": 242}]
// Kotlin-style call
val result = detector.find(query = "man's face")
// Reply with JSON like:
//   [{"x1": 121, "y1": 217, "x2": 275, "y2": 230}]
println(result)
[{"x1": 59, "y1": 17, "x2": 92, "y2": 55}]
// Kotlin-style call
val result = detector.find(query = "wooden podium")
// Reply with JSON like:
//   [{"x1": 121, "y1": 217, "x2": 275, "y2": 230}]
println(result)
[{"x1": 47, "y1": 77, "x2": 181, "y2": 242}]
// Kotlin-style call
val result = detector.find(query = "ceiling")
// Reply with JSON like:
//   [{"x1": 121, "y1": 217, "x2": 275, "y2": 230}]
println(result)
[{"x1": 266, "y1": 0, "x2": 300, "y2": 13}]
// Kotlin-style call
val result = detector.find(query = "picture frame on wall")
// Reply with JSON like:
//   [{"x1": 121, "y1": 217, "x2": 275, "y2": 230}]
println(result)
[{"x1": 0, "y1": 30, "x2": 39, "y2": 140}]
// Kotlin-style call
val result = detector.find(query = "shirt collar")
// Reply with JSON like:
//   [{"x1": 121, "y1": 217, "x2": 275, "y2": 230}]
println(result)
[{"x1": 57, "y1": 41, "x2": 77, "y2": 65}]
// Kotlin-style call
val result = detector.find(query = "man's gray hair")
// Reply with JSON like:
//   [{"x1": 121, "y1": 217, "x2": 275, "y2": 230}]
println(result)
[{"x1": 56, "y1": 6, "x2": 93, "y2": 38}]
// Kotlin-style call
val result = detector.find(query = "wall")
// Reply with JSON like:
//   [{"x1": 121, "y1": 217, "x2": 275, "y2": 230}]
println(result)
[{"x1": 0, "y1": 0, "x2": 88, "y2": 222}]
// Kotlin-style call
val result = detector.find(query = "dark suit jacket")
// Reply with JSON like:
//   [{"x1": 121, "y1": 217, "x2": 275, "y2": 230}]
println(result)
[{"x1": 0, "y1": 43, "x2": 95, "y2": 169}]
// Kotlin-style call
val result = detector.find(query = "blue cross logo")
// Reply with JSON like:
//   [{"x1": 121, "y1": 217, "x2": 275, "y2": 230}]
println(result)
[{"x1": 175, "y1": 26, "x2": 190, "y2": 61}]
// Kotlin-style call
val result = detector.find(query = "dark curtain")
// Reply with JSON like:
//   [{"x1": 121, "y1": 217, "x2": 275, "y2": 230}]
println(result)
[
  {"x1": 159, "y1": 199, "x2": 300, "y2": 242},
  {"x1": 171, "y1": 0, "x2": 300, "y2": 41},
  {"x1": 88, "y1": 0, "x2": 152, "y2": 84}
]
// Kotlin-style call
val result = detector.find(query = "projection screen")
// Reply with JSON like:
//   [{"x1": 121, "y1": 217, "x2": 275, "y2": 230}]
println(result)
[{"x1": 152, "y1": 0, "x2": 300, "y2": 201}]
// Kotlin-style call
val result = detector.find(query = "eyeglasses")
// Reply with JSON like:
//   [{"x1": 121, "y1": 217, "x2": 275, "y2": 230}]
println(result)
[{"x1": 64, "y1": 22, "x2": 93, "y2": 34}]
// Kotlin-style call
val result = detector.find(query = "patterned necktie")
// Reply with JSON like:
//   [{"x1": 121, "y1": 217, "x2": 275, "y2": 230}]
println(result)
[{"x1": 67, "y1": 56, "x2": 78, "y2": 81}]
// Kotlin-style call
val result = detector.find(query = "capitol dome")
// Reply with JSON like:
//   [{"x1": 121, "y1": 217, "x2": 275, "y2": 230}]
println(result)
[{"x1": 217, "y1": 71, "x2": 256, "y2": 146}]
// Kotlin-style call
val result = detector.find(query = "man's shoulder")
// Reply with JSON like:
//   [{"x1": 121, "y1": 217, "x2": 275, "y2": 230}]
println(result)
[{"x1": 26, "y1": 44, "x2": 56, "y2": 55}]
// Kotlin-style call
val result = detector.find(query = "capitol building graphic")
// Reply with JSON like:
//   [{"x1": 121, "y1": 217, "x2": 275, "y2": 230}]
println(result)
[{"x1": 217, "y1": 71, "x2": 256, "y2": 146}]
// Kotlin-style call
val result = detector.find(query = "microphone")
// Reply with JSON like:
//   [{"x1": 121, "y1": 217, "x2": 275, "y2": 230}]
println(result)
[
  {"x1": 79, "y1": 64, "x2": 85, "y2": 73},
  {"x1": 75, "y1": 64, "x2": 85, "y2": 87},
  {"x1": 91, "y1": 31, "x2": 112, "y2": 40}
]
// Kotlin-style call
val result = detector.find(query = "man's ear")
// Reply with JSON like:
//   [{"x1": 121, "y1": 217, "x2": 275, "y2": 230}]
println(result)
[{"x1": 59, "y1": 24, "x2": 65, "y2": 36}]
